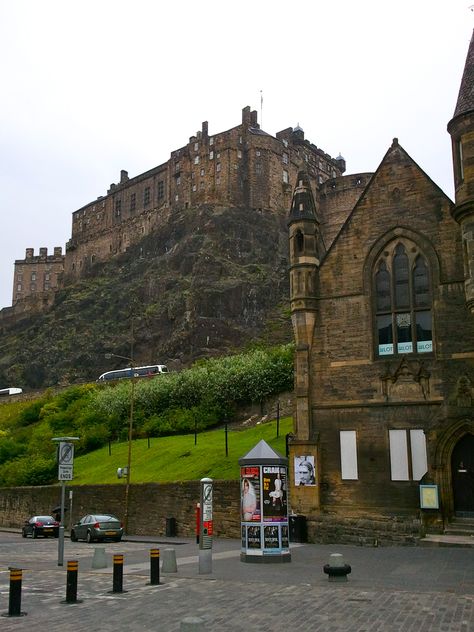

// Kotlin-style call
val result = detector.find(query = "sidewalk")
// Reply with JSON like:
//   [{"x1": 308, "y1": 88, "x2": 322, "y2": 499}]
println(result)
[{"x1": 1, "y1": 530, "x2": 473, "y2": 631}]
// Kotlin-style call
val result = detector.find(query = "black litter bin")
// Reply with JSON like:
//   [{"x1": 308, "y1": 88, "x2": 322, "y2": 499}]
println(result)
[
  {"x1": 289, "y1": 515, "x2": 307, "y2": 543},
  {"x1": 165, "y1": 517, "x2": 177, "y2": 537}
]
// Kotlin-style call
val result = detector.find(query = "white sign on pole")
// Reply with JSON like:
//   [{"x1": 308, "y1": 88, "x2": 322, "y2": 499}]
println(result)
[{"x1": 58, "y1": 441, "x2": 74, "y2": 481}]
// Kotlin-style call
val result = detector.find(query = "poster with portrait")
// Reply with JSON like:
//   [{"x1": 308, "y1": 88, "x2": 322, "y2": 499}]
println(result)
[
  {"x1": 247, "y1": 525, "x2": 261, "y2": 549},
  {"x1": 262, "y1": 466, "x2": 288, "y2": 521},
  {"x1": 281, "y1": 525, "x2": 289, "y2": 548},
  {"x1": 263, "y1": 525, "x2": 279, "y2": 549},
  {"x1": 294, "y1": 455, "x2": 316, "y2": 486},
  {"x1": 240, "y1": 466, "x2": 261, "y2": 522}
]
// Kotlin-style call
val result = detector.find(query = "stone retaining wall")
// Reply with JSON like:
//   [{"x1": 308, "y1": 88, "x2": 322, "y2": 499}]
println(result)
[{"x1": 0, "y1": 481, "x2": 241, "y2": 538}]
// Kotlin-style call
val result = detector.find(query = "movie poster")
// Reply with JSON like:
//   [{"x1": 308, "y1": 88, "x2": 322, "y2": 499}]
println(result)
[
  {"x1": 262, "y1": 466, "x2": 287, "y2": 521},
  {"x1": 294, "y1": 455, "x2": 316, "y2": 486},
  {"x1": 281, "y1": 525, "x2": 289, "y2": 548},
  {"x1": 241, "y1": 466, "x2": 261, "y2": 522},
  {"x1": 247, "y1": 525, "x2": 261, "y2": 549},
  {"x1": 263, "y1": 525, "x2": 279, "y2": 549}
]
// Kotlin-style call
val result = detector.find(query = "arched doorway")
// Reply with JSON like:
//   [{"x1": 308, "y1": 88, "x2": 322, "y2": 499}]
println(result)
[{"x1": 451, "y1": 434, "x2": 474, "y2": 517}]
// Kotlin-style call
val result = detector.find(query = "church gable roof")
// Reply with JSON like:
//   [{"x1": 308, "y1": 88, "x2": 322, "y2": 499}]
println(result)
[{"x1": 320, "y1": 138, "x2": 454, "y2": 267}]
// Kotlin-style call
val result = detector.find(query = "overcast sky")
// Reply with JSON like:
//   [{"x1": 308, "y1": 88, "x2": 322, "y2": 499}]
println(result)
[{"x1": 0, "y1": 1, "x2": 472, "y2": 310}]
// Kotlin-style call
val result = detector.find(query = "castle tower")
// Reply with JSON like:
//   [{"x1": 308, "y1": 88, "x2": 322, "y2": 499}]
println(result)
[
  {"x1": 448, "y1": 29, "x2": 474, "y2": 313},
  {"x1": 288, "y1": 171, "x2": 320, "y2": 440}
]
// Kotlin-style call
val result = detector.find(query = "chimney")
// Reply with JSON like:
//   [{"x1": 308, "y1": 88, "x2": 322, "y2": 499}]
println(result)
[
  {"x1": 202, "y1": 121, "x2": 208, "y2": 137},
  {"x1": 120, "y1": 170, "x2": 129, "y2": 183},
  {"x1": 242, "y1": 106, "x2": 251, "y2": 126},
  {"x1": 26, "y1": 248, "x2": 34, "y2": 259},
  {"x1": 39, "y1": 247, "x2": 47, "y2": 258},
  {"x1": 54, "y1": 247, "x2": 63, "y2": 257}
]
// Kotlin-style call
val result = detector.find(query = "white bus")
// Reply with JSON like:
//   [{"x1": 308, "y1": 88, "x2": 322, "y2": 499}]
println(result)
[
  {"x1": 97, "y1": 364, "x2": 169, "y2": 382},
  {"x1": 0, "y1": 387, "x2": 23, "y2": 397}
]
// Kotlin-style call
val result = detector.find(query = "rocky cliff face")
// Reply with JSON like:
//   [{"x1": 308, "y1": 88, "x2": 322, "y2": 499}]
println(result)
[{"x1": 0, "y1": 205, "x2": 292, "y2": 389}]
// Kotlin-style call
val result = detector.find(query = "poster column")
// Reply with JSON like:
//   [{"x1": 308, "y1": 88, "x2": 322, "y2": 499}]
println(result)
[{"x1": 239, "y1": 439, "x2": 291, "y2": 564}]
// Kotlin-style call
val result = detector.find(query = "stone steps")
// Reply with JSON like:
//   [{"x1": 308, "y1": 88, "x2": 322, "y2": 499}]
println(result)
[{"x1": 420, "y1": 516, "x2": 474, "y2": 547}]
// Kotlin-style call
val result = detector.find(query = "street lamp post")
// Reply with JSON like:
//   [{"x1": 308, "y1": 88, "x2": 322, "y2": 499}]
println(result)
[{"x1": 105, "y1": 352, "x2": 136, "y2": 535}]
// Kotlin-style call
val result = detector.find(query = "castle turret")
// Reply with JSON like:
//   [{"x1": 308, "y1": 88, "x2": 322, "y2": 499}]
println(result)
[
  {"x1": 448, "y1": 29, "x2": 474, "y2": 313},
  {"x1": 288, "y1": 171, "x2": 320, "y2": 440}
]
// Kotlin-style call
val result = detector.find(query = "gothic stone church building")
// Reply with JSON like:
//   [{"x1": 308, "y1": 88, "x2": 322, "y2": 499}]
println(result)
[{"x1": 287, "y1": 32, "x2": 474, "y2": 544}]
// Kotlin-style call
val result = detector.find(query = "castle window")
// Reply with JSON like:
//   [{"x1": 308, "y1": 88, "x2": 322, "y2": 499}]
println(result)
[
  {"x1": 130, "y1": 193, "x2": 136, "y2": 212},
  {"x1": 194, "y1": 156, "x2": 200, "y2": 165},
  {"x1": 374, "y1": 242, "x2": 432, "y2": 357},
  {"x1": 157, "y1": 181, "x2": 164, "y2": 199},
  {"x1": 144, "y1": 187, "x2": 151, "y2": 206},
  {"x1": 216, "y1": 176, "x2": 220, "y2": 185},
  {"x1": 192, "y1": 184, "x2": 197, "y2": 192},
  {"x1": 176, "y1": 176, "x2": 181, "y2": 185},
  {"x1": 115, "y1": 199, "x2": 122, "y2": 216},
  {"x1": 45, "y1": 274, "x2": 50, "y2": 281},
  {"x1": 175, "y1": 162, "x2": 180, "y2": 172},
  {"x1": 389, "y1": 429, "x2": 427, "y2": 481},
  {"x1": 237, "y1": 150, "x2": 242, "y2": 159},
  {"x1": 282, "y1": 170, "x2": 289, "y2": 184},
  {"x1": 175, "y1": 194, "x2": 179, "y2": 201},
  {"x1": 200, "y1": 168, "x2": 205, "y2": 176},
  {"x1": 255, "y1": 163, "x2": 262, "y2": 175},
  {"x1": 282, "y1": 139, "x2": 288, "y2": 148},
  {"x1": 216, "y1": 163, "x2": 221, "y2": 172},
  {"x1": 282, "y1": 152, "x2": 289, "y2": 165},
  {"x1": 31, "y1": 273, "x2": 36, "y2": 281},
  {"x1": 256, "y1": 150, "x2": 261, "y2": 157},
  {"x1": 17, "y1": 283, "x2": 22, "y2": 292},
  {"x1": 30, "y1": 284, "x2": 36, "y2": 291},
  {"x1": 209, "y1": 151, "x2": 214, "y2": 160},
  {"x1": 210, "y1": 137, "x2": 214, "y2": 145},
  {"x1": 194, "y1": 142, "x2": 199, "y2": 151}
]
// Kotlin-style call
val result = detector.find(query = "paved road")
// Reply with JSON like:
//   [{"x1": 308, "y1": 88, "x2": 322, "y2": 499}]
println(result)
[{"x1": 0, "y1": 531, "x2": 473, "y2": 631}]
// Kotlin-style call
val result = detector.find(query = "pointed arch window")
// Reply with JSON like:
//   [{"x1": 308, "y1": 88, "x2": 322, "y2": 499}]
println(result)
[
  {"x1": 374, "y1": 242, "x2": 433, "y2": 356},
  {"x1": 295, "y1": 230, "x2": 304, "y2": 255}
]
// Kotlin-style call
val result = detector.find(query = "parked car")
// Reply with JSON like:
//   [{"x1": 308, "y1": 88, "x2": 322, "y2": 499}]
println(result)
[
  {"x1": 22, "y1": 515, "x2": 59, "y2": 538},
  {"x1": 70, "y1": 514, "x2": 123, "y2": 543}
]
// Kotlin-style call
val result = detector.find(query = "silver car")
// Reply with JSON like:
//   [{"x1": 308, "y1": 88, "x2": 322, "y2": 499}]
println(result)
[{"x1": 70, "y1": 514, "x2": 123, "y2": 543}]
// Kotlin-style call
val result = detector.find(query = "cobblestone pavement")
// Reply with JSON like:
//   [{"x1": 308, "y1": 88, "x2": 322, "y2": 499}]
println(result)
[{"x1": 0, "y1": 532, "x2": 473, "y2": 631}]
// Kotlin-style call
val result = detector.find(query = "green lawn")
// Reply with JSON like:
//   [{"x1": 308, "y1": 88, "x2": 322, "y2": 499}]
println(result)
[{"x1": 72, "y1": 417, "x2": 293, "y2": 485}]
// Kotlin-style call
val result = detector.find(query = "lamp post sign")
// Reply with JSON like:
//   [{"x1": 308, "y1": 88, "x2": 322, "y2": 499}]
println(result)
[
  {"x1": 58, "y1": 441, "x2": 74, "y2": 481},
  {"x1": 52, "y1": 436, "x2": 79, "y2": 567}
]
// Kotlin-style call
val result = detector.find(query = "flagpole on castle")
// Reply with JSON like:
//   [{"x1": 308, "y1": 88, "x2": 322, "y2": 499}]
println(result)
[{"x1": 260, "y1": 90, "x2": 263, "y2": 129}]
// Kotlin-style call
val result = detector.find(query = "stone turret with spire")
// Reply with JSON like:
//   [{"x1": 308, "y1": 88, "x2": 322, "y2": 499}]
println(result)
[
  {"x1": 288, "y1": 171, "x2": 320, "y2": 441},
  {"x1": 448, "y1": 29, "x2": 474, "y2": 313}
]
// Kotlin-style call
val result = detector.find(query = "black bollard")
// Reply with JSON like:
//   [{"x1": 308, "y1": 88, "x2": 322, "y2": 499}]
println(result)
[
  {"x1": 149, "y1": 548, "x2": 160, "y2": 585},
  {"x1": 1, "y1": 568, "x2": 26, "y2": 617},
  {"x1": 112, "y1": 554, "x2": 126, "y2": 593},
  {"x1": 62, "y1": 560, "x2": 82, "y2": 604}
]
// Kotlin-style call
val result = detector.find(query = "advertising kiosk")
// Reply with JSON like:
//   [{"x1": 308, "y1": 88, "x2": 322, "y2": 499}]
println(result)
[{"x1": 239, "y1": 439, "x2": 291, "y2": 563}]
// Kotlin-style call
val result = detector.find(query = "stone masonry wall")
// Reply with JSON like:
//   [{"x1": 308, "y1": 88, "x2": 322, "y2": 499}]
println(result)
[{"x1": 0, "y1": 480, "x2": 241, "y2": 538}]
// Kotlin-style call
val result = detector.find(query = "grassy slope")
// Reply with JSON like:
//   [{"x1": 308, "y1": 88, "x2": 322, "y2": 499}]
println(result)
[{"x1": 72, "y1": 418, "x2": 293, "y2": 485}]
